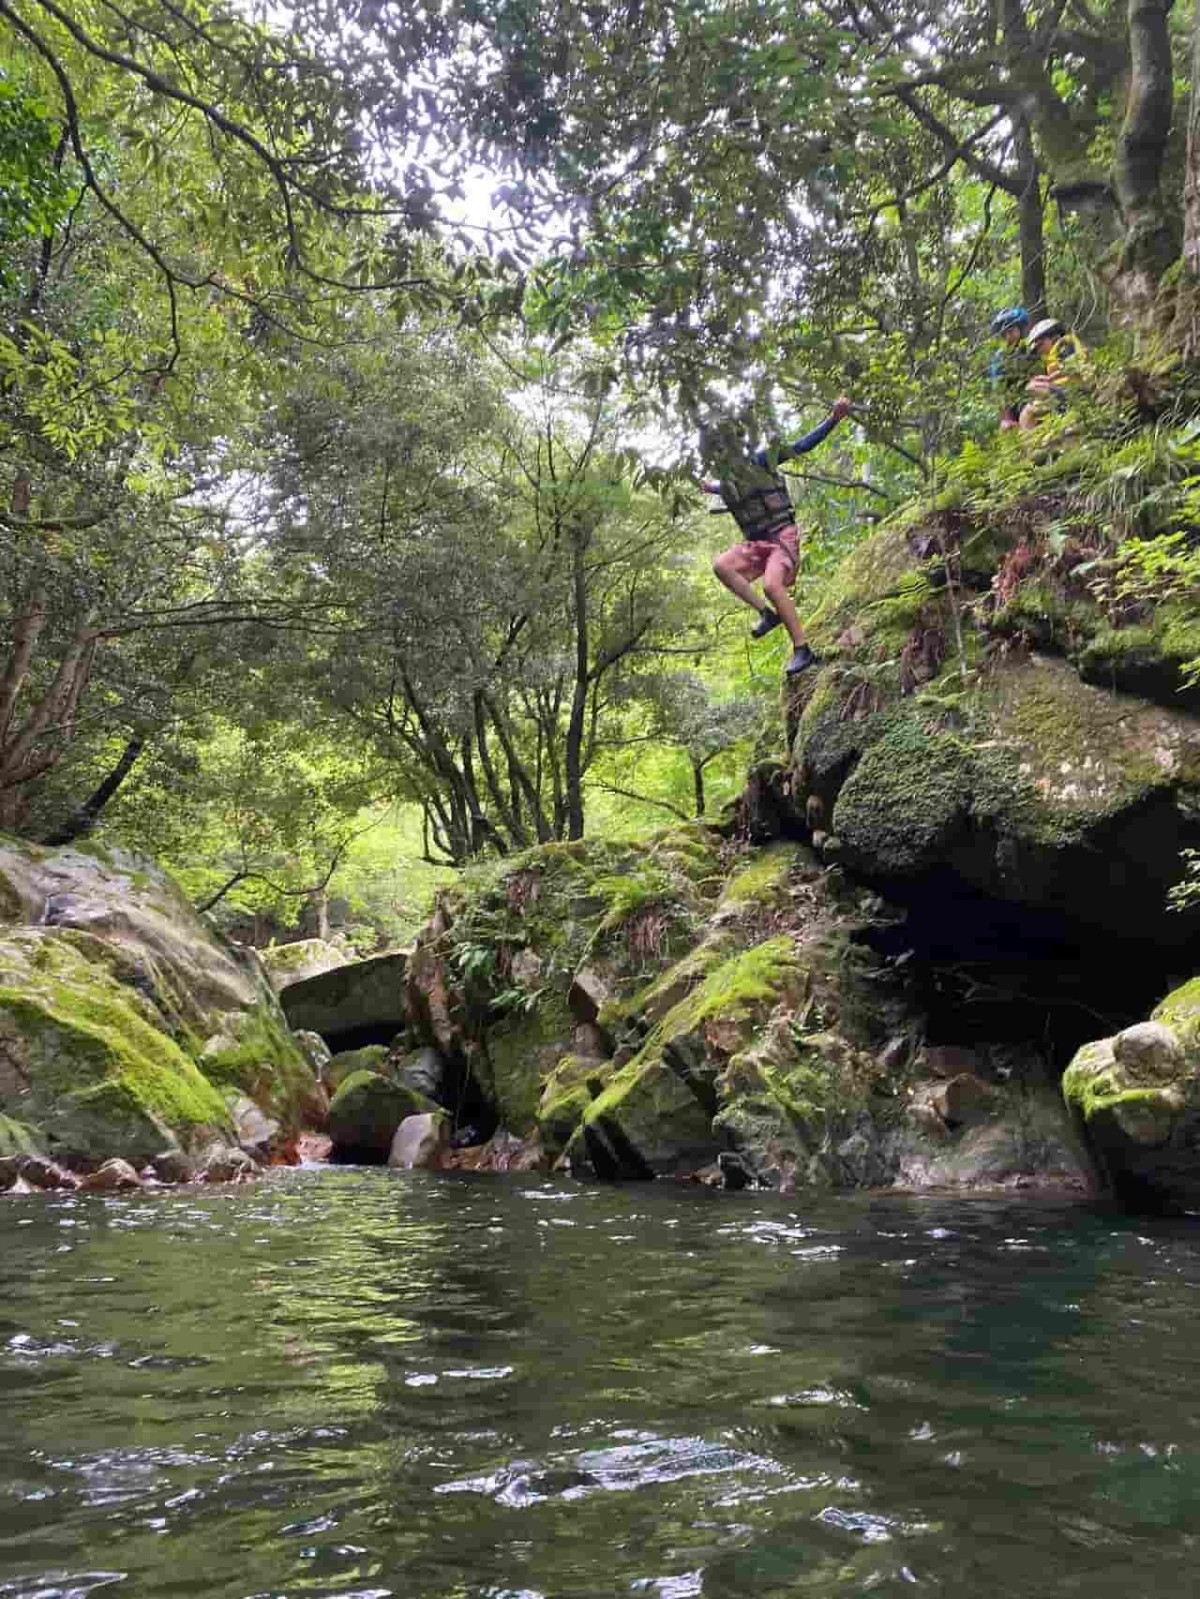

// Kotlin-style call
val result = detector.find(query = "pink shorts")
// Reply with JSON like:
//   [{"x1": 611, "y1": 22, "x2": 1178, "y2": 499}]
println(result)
[{"x1": 722, "y1": 524, "x2": 800, "y2": 587}]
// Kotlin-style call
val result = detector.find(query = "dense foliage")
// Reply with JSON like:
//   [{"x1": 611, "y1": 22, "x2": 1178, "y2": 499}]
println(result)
[{"x1": 2, "y1": 0, "x2": 1200, "y2": 940}]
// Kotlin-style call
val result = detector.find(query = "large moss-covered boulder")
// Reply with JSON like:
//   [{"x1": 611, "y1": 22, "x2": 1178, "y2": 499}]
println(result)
[
  {"x1": 1062, "y1": 977, "x2": 1200, "y2": 1212},
  {"x1": 405, "y1": 828, "x2": 725, "y2": 1141},
  {"x1": 327, "y1": 1069, "x2": 433, "y2": 1163},
  {"x1": 0, "y1": 839, "x2": 319, "y2": 1164},
  {"x1": 793, "y1": 642, "x2": 1200, "y2": 944}
]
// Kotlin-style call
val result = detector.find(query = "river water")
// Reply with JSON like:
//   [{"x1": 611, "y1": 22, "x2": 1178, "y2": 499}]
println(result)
[{"x1": 2, "y1": 1169, "x2": 1199, "y2": 1599}]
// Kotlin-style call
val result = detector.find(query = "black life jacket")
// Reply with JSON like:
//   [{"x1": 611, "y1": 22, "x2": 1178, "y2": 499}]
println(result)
[{"x1": 719, "y1": 463, "x2": 795, "y2": 541}]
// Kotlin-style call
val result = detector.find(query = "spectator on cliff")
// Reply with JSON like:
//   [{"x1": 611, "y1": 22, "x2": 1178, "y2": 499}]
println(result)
[
  {"x1": 988, "y1": 306, "x2": 1036, "y2": 429},
  {"x1": 1020, "y1": 318, "x2": 1089, "y2": 429}
]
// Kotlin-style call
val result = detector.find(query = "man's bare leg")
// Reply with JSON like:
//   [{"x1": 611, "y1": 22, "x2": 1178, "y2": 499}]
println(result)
[
  {"x1": 763, "y1": 577, "x2": 806, "y2": 648},
  {"x1": 712, "y1": 551, "x2": 770, "y2": 614}
]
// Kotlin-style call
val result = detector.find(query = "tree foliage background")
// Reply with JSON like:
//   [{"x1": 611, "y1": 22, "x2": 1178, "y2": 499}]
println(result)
[{"x1": 2, "y1": 0, "x2": 1200, "y2": 942}]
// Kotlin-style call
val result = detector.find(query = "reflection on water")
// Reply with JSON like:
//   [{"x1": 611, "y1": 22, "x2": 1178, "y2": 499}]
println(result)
[{"x1": 2, "y1": 1171, "x2": 1200, "y2": 1597}]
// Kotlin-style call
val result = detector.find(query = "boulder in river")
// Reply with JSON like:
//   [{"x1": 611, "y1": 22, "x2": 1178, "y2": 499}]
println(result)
[
  {"x1": 0, "y1": 839, "x2": 321, "y2": 1168},
  {"x1": 388, "y1": 1111, "x2": 450, "y2": 1171},
  {"x1": 1062, "y1": 979, "x2": 1200, "y2": 1212},
  {"x1": 327, "y1": 1070, "x2": 435, "y2": 1163},
  {"x1": 280, "y1": 949, "x2": 410, "y2": 1048},
  {"x1": 81, "y1": 1158, "x2": 142, "y2": 1191}
]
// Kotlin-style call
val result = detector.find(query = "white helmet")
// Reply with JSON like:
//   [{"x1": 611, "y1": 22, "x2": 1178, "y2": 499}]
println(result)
[{"x1": 1027, "y1": 317, "x2": 1064, "y2": 348}]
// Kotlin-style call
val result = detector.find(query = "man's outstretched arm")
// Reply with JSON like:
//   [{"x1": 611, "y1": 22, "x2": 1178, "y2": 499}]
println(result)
[{"x1": 753, "y1": 395, "x2": 852, "y2": 466}]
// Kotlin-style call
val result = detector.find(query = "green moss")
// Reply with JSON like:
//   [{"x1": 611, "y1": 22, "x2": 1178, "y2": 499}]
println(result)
[
  {"x1": 634, "y1": 935, "x2": 802, "y2": 1069},
  {"x1": 0, "y1": 1114, "x2": 41, "y2": 1158},
  {"x1": 645, "y1": 825, "x2": 723, "y2": 885},
  {"x1": 325, "y1": 1044, "x2": 390, "y2": 1091},
  {"x1": 536, "y1": 1055, "x2": 612, "y2": 1157},
  {"x1": 719, "y1": 844, "x2": 802, "y2": 908},
  {"x1": 593, "y1": 866, "x2": 676, "y2": 930},
  {"x1": 805, "y1": 524, "x2": 926, "y2": 649},
  {"x1": 485, "y1": 992, "x2": 575, "y2": 1132},
  {"x1": 0, "y1": 932, "x2": 230, "y2": 1149},
  {"x1": 198, "y1": 1007, "x2": 319, "y2": 1129},
  {"x1": 833, "y1": 711, "x2": 973, "y2": 875},
  {"x1": 1061, "y1": 1040, "x2": 1181, "y2": 1151},
  {"x1": 1153, "y1": 977, "x2": 1200, "y2": 1052},
  {"x1": 973, "y1": 657, "x2": 1171, "y2": 843}
]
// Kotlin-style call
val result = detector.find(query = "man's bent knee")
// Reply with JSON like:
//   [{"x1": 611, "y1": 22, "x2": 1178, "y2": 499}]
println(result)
[{"x1": 762, "y1": 574, "x2": 794, "y2": 605}]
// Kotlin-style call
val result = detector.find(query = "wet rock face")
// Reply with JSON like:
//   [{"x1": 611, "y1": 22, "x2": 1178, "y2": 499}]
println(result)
[
  {"x1": 0, "y1": 839, "x2": 321, "y2": 1170},
  {"x1": 1063, "y1": 981, "x2": 1200, "y2": 1213},
  {"x1": 280, "y1": 951, "x2": 410, "y2": 1049},
  {"x1": 791, "y1": 652, "x2": 1200, "y2": 945},
  {"x1": 397, "y1": 829, "x2": 1085, "y2": 1195}
]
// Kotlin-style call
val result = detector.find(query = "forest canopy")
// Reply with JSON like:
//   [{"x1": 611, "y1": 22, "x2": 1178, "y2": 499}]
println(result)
[{"x1": 2, "y1": 0, "x2": 1200, "y2": 943}]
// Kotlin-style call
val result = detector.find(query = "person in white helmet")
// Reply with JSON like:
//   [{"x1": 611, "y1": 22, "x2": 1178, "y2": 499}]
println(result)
[{"x1": 1020, "y1": 318, "x2": 1088, "y2": 429}]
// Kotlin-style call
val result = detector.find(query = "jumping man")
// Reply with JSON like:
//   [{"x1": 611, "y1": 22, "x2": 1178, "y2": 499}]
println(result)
[{"x1": 701, "y1": 396, "x2": 852, "y2": 677}]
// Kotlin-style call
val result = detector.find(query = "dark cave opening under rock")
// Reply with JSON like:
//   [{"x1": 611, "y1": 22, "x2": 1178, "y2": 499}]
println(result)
[{"x1": 854, "y1": 870, "x2": 1192, "y2": 1070}]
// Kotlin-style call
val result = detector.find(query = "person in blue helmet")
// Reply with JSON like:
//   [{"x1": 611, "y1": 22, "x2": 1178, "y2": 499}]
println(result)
[{"x1": 989, "y1": 307, "x2": 1037, "y2": 429}]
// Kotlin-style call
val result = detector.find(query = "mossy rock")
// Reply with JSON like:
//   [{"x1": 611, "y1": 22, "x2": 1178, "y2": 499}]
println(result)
[
  {"x1": 0, "y1": 838, "x2": 318, "y2": 1159},
  {"x1": 804, "y1": 524, "x2": 930, "y2": 652},
  {"x1": 0, "y1": 1114, "x2": 42, "y2": 1159},
  {"x1": 197, "y1": 1007, "x2": 320, "y2": 1130},
  {"x1": 1153, "y1": 975, "x2": 1200, "y2": 1046},
  {"x1": 1062, "y1": 977, "x2": 1200, "y2": 1212},
  {"x1": 833, "y1": 710, "x2": 974, "y2": 877},
  {"x1": 718, "y1": 843, "x2": 806, "y2": 910},
  {"x1": 327, "y1": 1070, "x2": 433, "y2": 1163},
  {"x1": 537, "y1": 1053, "x2": 612, "y2": 1159},
  {"x1": 325, "y1": 1044, "x2": 391, "y2": 1092},
  {"x1": 570, "y1": 936, "x2": 804, "y2": 1179},
  {"x1": 0, "y1": 929, "x2": 232, "y2": 1162},
  {"x1": 570, "y1": 1055, "x2": 720, "y2": 1177},
  {"x1": 799, "y1": 653, "x2": 1200, "y2": 939},
  {"x1": 482, "y1": 992, "x2": 575, "y2": 1134}
]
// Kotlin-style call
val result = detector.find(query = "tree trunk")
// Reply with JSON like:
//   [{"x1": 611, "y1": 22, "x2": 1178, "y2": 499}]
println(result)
[
  {"x1": 42, "y1": 735, "x2": 146, "y2": 845},
  {"x1": 1110, "y1": 0, "x2": 1177, "y2": 327},
  {"x1": 1013, "y1": 114, "x2": 1047, "y2": 315},
  {"x1": 1175, "y1": 0, "x2": 1200, "y2": 354},
  {"x1": 692, "y1": 758, "x2": 706, "y2": 818},
  {"x1": 564, "y1": 527, "x2": 590, "y2": 841}
]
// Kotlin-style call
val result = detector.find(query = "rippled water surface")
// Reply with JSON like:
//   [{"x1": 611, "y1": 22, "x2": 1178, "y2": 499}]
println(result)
[{"x1": 3, "y1": 1171, "x2": 1200, "y2": 1598}]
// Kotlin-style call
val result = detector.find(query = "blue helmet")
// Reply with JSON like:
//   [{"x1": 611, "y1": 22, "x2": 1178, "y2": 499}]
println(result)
[{"x1": 990, "y1": 306, "x2": 1030, "y2": 336}]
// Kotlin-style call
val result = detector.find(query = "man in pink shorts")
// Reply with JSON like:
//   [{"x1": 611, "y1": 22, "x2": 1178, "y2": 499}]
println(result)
[{"x1": 701, "y1": 395, "x2": 852, "y2": 676}]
